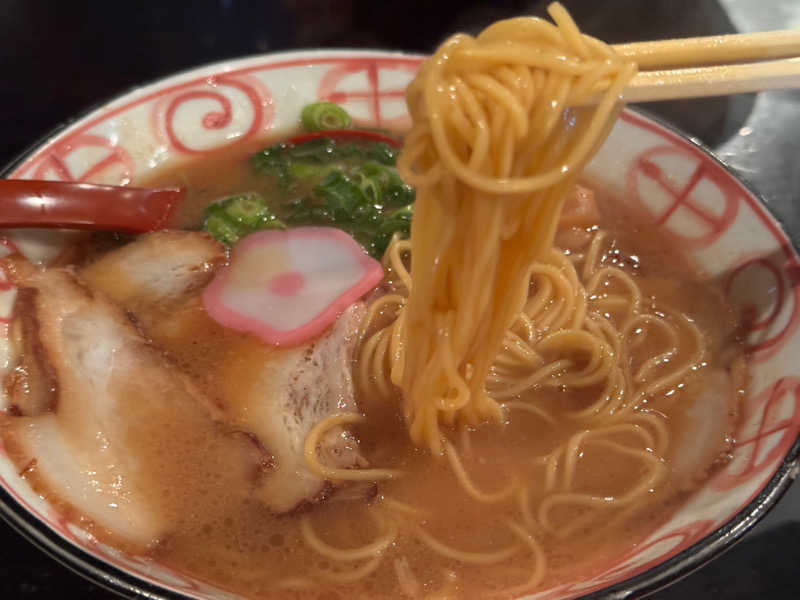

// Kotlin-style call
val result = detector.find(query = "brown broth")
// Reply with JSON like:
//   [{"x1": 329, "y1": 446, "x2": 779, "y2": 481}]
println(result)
[{"x1": 14, "y1": 138, "x2": 747, "y2": 599}]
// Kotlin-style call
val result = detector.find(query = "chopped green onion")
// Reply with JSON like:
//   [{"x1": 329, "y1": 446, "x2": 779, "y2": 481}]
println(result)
[
  {"x1": 365, "y1": 142, "x2": 399, "y2": 165},
  {"x1": 289, "y1": 163, "x2": 335, "y2": 182},
  {"x1": 203, "y1": 192, "x2": 285, "y2": 245},
  {"x1": 204, "y1": 214, "x2": 241, "y2": 246},
  {"x1": 313, "y1": 171, "x2": 372, "y2": 223},
  {"x1": 360, "y1": 161, "x2": 415, "y2": 207},
  {"x1": 289, "y1": 137, "x2": 338, "y2": 162},
  {"x1": 373, "y1": 204, "x2": 413, "y2": 256},
  {"x1": 251, "y1": 145, "x2": 293, "y2": 189},
  {"x1": 301, "y1": 102, "x2": 352, "y2": 132},
  {"x1": 355, "y1": 171, "x2": 382, "y2": 205},
  {"x1": 223, "y1": 193, "x2": 270, "y2": 227},
  {"x1": 249, "y1": 133, "x2": 414, "y2": 258}
]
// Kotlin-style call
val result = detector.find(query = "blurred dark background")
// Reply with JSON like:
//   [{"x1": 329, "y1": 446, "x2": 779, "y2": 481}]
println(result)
[{"x1": 1, "y1": 0, "x2": 799, "y2": 598}]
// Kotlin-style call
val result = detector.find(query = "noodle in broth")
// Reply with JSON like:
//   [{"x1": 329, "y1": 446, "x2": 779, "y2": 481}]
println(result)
[{"x1": 298, "y1": 3, "x2": 717, "y2": 595}]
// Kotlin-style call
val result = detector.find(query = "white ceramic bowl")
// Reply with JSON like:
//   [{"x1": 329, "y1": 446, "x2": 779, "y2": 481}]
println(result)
[{"x1": 1, "y1": 50, "x2": 799, "y2": 600}]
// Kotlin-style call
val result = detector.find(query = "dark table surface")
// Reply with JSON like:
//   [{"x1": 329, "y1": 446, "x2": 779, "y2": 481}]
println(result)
[{"x1": 1, "y1": 0, "x2": 799, "y2": 598}]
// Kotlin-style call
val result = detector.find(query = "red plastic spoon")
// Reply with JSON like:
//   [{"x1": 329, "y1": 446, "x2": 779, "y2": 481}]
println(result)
[{"x1": 0, "y1": 179, "x2": 184, "y2": 233}]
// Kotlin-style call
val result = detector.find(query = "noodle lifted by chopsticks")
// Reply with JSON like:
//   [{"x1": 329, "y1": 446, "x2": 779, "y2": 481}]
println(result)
[{"x1": 392, "y1": 2, "x2": 637, "y2": 452}]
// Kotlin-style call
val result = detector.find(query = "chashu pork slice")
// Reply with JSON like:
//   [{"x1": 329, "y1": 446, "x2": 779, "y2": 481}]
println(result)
[
  {"x1": 219, "y1": 302, "x2": 369, "y2": 512},
  {"x1": 80, "y1": 231, "x2": 371, "y2": 513},
  {"x1": 80, "y1": 230, "x2": 226, "y2": 329},
  {"x1": 1, "y1": 259, "x2": 264, "y2": 546}
]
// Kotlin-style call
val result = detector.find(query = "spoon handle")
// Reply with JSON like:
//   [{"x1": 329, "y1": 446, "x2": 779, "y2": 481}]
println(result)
[{"x1": 0, "y1": 179, "x2": 185, "y2": 233}]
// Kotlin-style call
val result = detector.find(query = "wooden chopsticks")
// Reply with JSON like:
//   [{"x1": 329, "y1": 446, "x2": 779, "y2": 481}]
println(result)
[
  {"x1": 613, "y1": 30, "x2": 800, "y2": 69},
  {"x1": 620, "y1": 58, "x2": 800, "y2": 103},
  {"x1": 583, "y1": 30, "x2": 800, "y2": 104}
]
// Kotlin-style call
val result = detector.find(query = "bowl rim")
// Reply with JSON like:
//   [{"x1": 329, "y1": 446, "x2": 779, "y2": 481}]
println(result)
[{"x1": 1, "y1": 50, "x2": 798, "y2": 600}]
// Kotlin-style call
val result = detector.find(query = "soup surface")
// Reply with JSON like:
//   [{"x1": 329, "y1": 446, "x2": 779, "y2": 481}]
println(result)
[{"x1": 1, "y1": 134, "x2": 745, "y2": 599}]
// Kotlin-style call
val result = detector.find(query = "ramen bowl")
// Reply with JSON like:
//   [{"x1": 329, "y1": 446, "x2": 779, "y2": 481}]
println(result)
[{"x1": 0, "y1": 50, "x2": 798, "y2": 600}]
